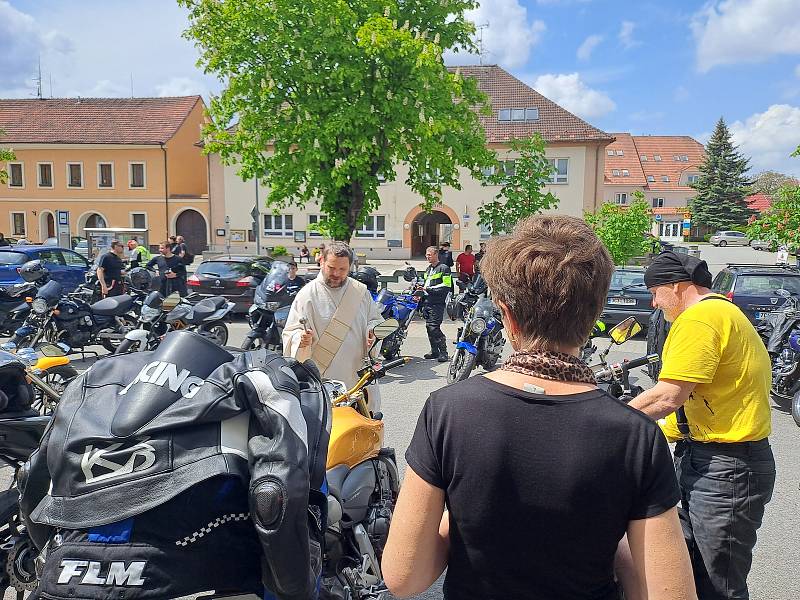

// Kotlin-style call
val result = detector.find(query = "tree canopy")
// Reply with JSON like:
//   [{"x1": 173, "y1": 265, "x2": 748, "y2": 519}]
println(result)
[
  {"x1": 585, "y1": 192, "x2": 652, "y2": 266},
  {"x1": 180, "y1": 0, "x2": 496, "y2": 240},
  {"x1": 0, "y1": 129, "x2": 14, "y2": 185}
]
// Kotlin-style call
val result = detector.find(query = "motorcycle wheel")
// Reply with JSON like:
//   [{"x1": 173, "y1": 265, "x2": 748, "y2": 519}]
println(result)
[
  {"x1": 34, "y1": 364, "x2": 78, "y2": 414},
  {"x1": 447, "y1": 348, "x2": 476, "y2": 384},
  {"x1": 792, "y1": 391, "x2": 800, "y2": 427},
  {"x1": 240, "y1": 336, "x2": 265, "y2": 351},
  {"x1": 200, "y1": 323, "x2": 229, "y2": 346},
  {"x1": 770, "y1": 388, "x2": 793, "y2": 410}
]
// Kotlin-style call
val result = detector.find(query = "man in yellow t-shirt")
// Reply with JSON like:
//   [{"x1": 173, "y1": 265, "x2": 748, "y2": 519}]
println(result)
[{"x1": 630, "y1": 251, "x2": 775, "y2": 600}]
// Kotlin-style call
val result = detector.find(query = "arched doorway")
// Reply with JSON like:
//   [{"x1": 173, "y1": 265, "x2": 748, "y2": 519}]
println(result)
[
  {"x1": 78, "y1": 212, "x2": 108, "y2": 237},
  {"x1": 410, "y1": 210, "x2": 452, "y2": 257},
  {"x1": 40, "y1": 212, "x2": 55, "y2": 241},
  {"x1": 175, "y1": 209, "x2": 208, "y2": 256}
]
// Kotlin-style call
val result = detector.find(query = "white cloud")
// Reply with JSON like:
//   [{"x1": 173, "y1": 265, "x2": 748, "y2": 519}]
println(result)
[
  {"x1": 531, "y1": 73, "x2": 616, "y2": 120},
  {"x1": 0, "y1": 1, "x2": 74, "y2": 91},
  {"x1": 692, "y1": 0, "x2": 800, "y2": 72},
  {"x1": 795, "y1": 64, "x2": 800, "y2": 78},
  {"x1": 156, "y1": 77, "x2": 205, "y2": 97},
  {"x1": 577, "y1": 34, "x2": 603, "y2": 61},
  {"x1": 729, "y1": 104, "x2": 800, "y2": 176},
  {"x1": 446, "y1": 0, "x2": 546, "y2": 69},
  {"x1": 618, "y1": 21, "x2": 639, "y2": 49}
]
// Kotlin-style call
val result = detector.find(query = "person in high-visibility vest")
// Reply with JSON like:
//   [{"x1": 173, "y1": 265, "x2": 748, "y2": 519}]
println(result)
[
  {"x1": 127, "y1": 238, "x2": 152, "y2": 269},
  {"x1": 421, "y1": 245, "x2": 453, "y2": 362}
]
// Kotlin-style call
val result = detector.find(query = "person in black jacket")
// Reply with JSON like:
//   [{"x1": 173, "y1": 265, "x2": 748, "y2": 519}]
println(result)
[
  {"x1": 146, "y1": 241, "x2": 188, "y2": 297},
  {"x1": 438, "y1": 241, "x2": 454, "y2": 268},
  {"x1": 422, "y1": 245, "x2": 453, "y2": 362}
]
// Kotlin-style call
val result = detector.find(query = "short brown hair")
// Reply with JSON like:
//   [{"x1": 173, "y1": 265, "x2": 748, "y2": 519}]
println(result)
[
  {"x1": 110, "y1": 240, "x2": 123, "y2": 249},
  {"x1": 321, "y1": 241, "x2": 353, "y2": 264},
  {"x1": 481, "y1": 215, "x2": 613, "y2": 350}
]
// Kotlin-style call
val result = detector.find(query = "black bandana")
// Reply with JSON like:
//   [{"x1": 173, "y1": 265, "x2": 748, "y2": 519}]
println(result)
[{"x1": 644, "y1": 251, "x2": 712, "y2": 289}]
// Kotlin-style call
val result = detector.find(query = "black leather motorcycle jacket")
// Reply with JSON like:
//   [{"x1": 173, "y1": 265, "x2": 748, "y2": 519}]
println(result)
[{"x1": 19, "y1": 330, "x2": 331, "y2": 600}]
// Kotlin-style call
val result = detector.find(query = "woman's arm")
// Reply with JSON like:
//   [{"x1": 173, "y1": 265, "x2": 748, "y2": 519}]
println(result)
[
  {"x1": 626, "y1": 507, "x2": 697, "y2": 600},
  {"x1": 383, "y1": 467, "x2": 449, "y2": 598}
]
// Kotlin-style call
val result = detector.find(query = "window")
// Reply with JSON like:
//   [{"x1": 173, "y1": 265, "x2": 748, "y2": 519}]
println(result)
[
  {"x1": 36, "y1": 249, "x2": 66, "y2": 267},
  {"x1": 615, "y1": 149, "x2": 624, "y2": 156},
  {"x1": 524, "y1": 108, "x2": 539, "y2": 122},
  {"x1": 641, "y1": 155, "x2": 648, "y2": 161},
  {"x1": 681, "y1": 155, "x2": 689, "y2": 162},
  {"x1": 687, "y1": 174, "x2": 699, "y2": 184},
  {"x1": 479, "y1": 222, "x2": 492, "y2": 240},
  {"x1": 480, "y1": 165, "x2": 496, "y2": 179},
  {"x1": 66, "y1": 162, "x2": 83, "y2": 188},
  {"x1": 37, "y1": 163, "x2": 53, "y2": 188},
  {"x1": 307, "y1": 214, "x2": 324, "y2": 237},
  {"x1": 8, "y1": 163, "x2": 23, "y2": 188},
  {"x1": 622, "y1": 169, "x2": 630, "y2": 177},
  {"x1": 498, "y1": 109, "x2": 511, "y2": 121},
  {"x1": 131, "y1": 212, "x2": 146, "y2": 229},
  {"x1": 511, "y1": 108, "x2": 525, "y2": 121},
  {"x1": 673, "y1": 155, "x2": 681, "y2": 161},
  {"x1": 654, "y1": 155, "x2": 662, "y2": 161},
  {"x1": 547, "y1": 158, "x2": 568, "y2": 184},
  {"x1": 263, "y1": 214, "x2": 293, "y2": 236},
  {"x1": 356, "y1": 215, "x2": 386, "y2": 239},
  {"x1": 376, "y1": 172, "x2": 386, "y2": 184},
  {"x1": 11, "y1": 212, "x2": 25, "y2": 236},
  {"x1": 652, "y1": 197, "x2": 665, "y2": 208},
  {"x1": 647, "y1": 175, "x2": 655, "y2": 183},
  {"x1": 607, "y1": 149, "x2": 615, "y2": 156},
  {"x1": 615, "y1": 193, "x2": 628, "y2": 205},
  {"x1": 662, "y1": 175, "x2": 670, "y2": 183},
  {"x1": 612, "y1": 169, "x2": 620, "y2": 177},
  {"x1": 98, "y1": 163, "x2": 114, "y2": 188},
  {"x1": 499, "y1": 160, "x2": 515, "y2": 180},
  {"x1": 63, "y1": 250, "x2": 88, "y2": 267},
  {"x1": 129, "y1": 162, "x2": 146, "y2": 188}
]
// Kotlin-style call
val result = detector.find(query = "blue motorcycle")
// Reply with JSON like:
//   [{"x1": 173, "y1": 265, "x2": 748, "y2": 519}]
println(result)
[
  {"x1": 373, "y1": 288, "x2": 420, "y2": 359},
  {"x1": 447, "y1": 295, "x2": 505, "y2": 384}
]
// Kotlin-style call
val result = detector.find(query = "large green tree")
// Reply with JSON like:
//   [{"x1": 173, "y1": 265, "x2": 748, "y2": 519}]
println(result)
[
  {"x1": 752, "y1": 170, "x2": 798, "y2": 196},
  {"x1": 477, "y1": 134, "x2": 559, "y2": 235},
  {"x1": 585, "y1": 193, "x2": 652, "y2": 266},
  {"x1": 746, "y1": 184, "x2": 800, "y2": 249},
  {"x1": 689, "y1": 117, "x2": 752, "y2": 229},
  {"x1": 180, "y1": 0, "x2": 495, "y2": 241},
  {"x1": 0, "y1": 129, "x2": 14, "y2": 185}
]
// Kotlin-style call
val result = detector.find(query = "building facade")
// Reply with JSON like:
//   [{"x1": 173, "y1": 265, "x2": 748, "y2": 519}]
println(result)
[
  {"x1": 208, "y1": 65, "x2": 615, "y2": 258},
  {"x1": 0, "y1": 97, "x2": 210, "y2": 255},
  {"x1": 602, "y1": 133, "x2": 705, "y2": 242}
]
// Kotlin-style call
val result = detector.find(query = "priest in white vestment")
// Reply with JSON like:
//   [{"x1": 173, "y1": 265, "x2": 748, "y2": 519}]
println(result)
[{"x1": 283, "y1": 242, "x2": 384, "y2": 408}]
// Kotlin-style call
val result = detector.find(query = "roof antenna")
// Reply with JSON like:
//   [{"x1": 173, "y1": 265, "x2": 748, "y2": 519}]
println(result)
[
  {"x1": 33, "y1": 55, "x2": 43, "y2": 99},
  {"x1": 49, "y1": 73, "x2": 53, "y2": 98},
  {"x1": 476, "y1": 22, "x2": 489, "y2": 65},
  {"x1": 130, "y1": 73, "x2": 134, "y2": 98}
]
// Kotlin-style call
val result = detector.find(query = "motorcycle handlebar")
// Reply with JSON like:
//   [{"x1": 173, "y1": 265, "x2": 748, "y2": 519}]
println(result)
[
  {"x1": 382, "y1": 357, "x2": 410, "y2": 371},
  {"x1": 595, "y1": 353, "x2": 659, "y2": 379}
]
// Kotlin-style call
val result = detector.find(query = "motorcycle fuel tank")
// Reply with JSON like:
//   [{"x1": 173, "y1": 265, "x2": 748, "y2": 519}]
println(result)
[{"x1": 327, "y1": 406, "x2": 383, "y2": 470}]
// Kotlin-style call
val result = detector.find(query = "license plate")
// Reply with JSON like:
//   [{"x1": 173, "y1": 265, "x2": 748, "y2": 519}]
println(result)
[
  {"x1": 755, "y1": 311, "x2": 769, "y2": 321},
  {"x1": 608, "y1": 297, "x2": 636, "y2": 306}
]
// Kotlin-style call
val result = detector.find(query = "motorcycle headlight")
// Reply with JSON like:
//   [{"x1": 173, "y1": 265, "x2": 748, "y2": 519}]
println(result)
[
  {"x1": 470, "y1": 317, "x2": 487, "y2": 334},
  {"x1": 266, "y1": 301, "x2": 281, "y2": 311},
  {"x1": 32, "y1": 298, "x2": 49, "y2": 315},
  {"x1": 141, "y1": 305, "x2": 162, "y2": 322}
]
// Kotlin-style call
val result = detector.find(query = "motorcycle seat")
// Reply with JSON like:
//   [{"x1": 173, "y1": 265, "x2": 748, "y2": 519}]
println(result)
[
  {"x1": 91, "y1": 294, "x2": 135, "y2": 316},
  {"x1": 185, "y1": 296, "x2": 227, "y2": 324}
]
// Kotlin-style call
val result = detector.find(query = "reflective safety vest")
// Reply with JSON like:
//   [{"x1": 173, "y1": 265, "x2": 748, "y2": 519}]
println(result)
[
  {"x1": 133, "y1": 245, "x2": 152, "y2": 262},
  {"x1": 424, "y1": 263, "x2": 453, "y2": 302}
]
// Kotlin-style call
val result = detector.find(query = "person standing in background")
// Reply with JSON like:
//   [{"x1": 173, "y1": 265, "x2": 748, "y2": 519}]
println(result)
[{"x1": 97, "y1": 240, "x2": 126, "y2": 297}]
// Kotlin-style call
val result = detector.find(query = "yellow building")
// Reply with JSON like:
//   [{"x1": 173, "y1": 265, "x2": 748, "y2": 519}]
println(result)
[{"x1": 0, "y1": 96, "x2": 210, "y2": 255}]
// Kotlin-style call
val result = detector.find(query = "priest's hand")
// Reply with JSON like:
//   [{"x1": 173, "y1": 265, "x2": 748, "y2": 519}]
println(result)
[
  {"x1": 299, "y1": 329, "x2": 314, "y2": 349},
  {"x1": 367, "y1": 329, "x2": 375, "y2": 350}
]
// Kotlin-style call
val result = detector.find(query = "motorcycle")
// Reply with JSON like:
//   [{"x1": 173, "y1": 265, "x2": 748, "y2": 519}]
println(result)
[
  {"x1": 0, "y1": 350, "x2": 56, "y2": 598},
  {"x1": 0, "y1": 343, "x2": 76, "y2": 415},
  {"x1": 321, "y1": 318, "x2": 407, "y2": 600},
  {"x1": 0, "y1": 282, "x2": 37, "y2": 337},
  {"x1": 447, "y1": 274, "x2": 487, "y2": 323},
  {"x1": 758, "y1": 288, "x2": 800, "y2": 410},
  {"x1": 447, "y1": 294, "x2": 506, "y2": 384},
  {"x1": 8, "y1": 279, "x2": 140, "y2": 353},
  {"x1": 241, "y1": 261, "x2": 298, "y2": 351},
  {"x1": 579, "y1": 320, "x2": 607, "y2": 364},
  {"x1": 591, "y1": 317, "x2": 659, "y2": 401}
]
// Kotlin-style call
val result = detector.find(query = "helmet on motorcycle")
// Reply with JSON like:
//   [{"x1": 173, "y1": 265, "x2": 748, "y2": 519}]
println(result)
[
  {"x1": 790, "y1": 332, "x2": 800, "y2": 353},
  {"x1": 402, "y1": 265, "x2": 417, "y2": 282},
  {"x1": 354, "y1": 266, "x2": 380, "y2": 293},
  {"x1": 0, "y1": 353, "x2": 34, "y2": 413},
  {"x1": 18, "y1": 259, "x2": 49, "y2": 283},
  {"x1": 128, "y1": 267, "x2": 156, "y2": 293}
]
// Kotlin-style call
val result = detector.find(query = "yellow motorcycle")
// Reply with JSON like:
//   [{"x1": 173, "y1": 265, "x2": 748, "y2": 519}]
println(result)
[
  {"x1": 1, "y1": 343, "x2": 76, "y2": 414},
  {"x1": 322, "y1": 319, "x2": 409, "y2": 600}
]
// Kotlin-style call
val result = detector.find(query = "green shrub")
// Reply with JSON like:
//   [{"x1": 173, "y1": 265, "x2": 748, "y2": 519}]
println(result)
[{"x1": 272, "y1": 245, "x2": 288, "y2": 256}]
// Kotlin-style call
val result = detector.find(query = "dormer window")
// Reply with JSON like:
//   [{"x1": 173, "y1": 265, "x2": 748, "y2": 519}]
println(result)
[
  {"x1": 616, "y1": 149, "x2": 624, "y2": 156},
  {"x1": 525, "y1": 108, "x2": 539, "y2": 121},
  {"x1": 662, "y1": 175, "x2": 670, "y2": 183},
  {"x1": 612, "y1": 169, "x2": 620, "y2": 177},
  {"x1": 497, "y1": 107, "x2": 540, "y2": 122},
  {"x1": 641, "y1": 155, "x2": 648, "y2": 161},
  {"x1": 622, "y1": 169, "x2": 629, "y2": 177},
  {"x1": 647, "y1": 175, "x2": 655, "y2": 182},
  {"x1": 607, "y1": 149, "x2": 614, "y2": 156},
  {"x1": 654, "y1": 155, "x2": 662, "y2": 161}
]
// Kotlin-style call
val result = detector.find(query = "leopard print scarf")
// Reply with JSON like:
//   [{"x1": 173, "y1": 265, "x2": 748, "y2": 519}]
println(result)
[{"x1": 501, "y1": 350, "x2": 596, "y2": 384}]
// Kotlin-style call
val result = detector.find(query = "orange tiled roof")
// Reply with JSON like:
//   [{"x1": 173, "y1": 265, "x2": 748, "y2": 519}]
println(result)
[
  {"x1": 450, "y1": 65, "x2": 614, "y2": 144},
  {"x1": 603, "y1": 134, "x2": 704, "y2": 191},
  {"x1": 0, "y1": 97, "x2": 202, "y2": 145},
  {"x1": 747, "y1": 193, "x2": 772, "y2": 212}
]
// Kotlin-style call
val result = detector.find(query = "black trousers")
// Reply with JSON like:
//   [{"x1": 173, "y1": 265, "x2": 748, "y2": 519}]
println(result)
[
  {"x1": 674, "y1": 439, "x2": 775, "y2": 599},
  {"x1": 424, "y1": 302, "x2": 447, "y2": 354},
  {"x1": 161, "y1": 276, "x2": 188, "y2": 298}
]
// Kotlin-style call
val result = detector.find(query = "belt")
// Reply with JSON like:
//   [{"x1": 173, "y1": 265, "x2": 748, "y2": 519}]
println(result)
[{"x1": 683, "y1": 438, "x2": 770, "y2": 455}]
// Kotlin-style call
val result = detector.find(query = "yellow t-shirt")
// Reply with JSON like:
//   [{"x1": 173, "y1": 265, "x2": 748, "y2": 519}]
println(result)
[{"x1": 658, "y1": 295, "x2": 772, "y2": 443}]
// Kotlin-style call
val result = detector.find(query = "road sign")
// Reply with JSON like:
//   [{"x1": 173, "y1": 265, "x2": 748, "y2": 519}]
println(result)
[
  {"x1": 250, "y1": 206, "x2": 260, "y2": 221},
  {"x1": 655, "y1": 214, "x2": 662, "y2": 222}
]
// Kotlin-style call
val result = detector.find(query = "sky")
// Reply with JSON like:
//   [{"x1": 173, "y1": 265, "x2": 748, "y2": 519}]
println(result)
[{"x1": 2, "y1": 0, "x2": 800, "y2": 176}]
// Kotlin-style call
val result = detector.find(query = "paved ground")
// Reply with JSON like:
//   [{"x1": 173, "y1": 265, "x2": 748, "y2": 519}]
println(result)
[{"x1": 4, "y1": 243, "x2": 799, "y2": 599}]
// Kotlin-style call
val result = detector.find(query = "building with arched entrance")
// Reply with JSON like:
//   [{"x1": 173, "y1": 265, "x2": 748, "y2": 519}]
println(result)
[
  {"x1": 0, "y1": 97, "x2": 210, "y2": 254},
  {"x1": 208, "y1": 65, "x2": 614, "y2": 258}
]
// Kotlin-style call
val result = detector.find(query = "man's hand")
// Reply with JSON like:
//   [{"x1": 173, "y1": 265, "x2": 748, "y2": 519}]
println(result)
[
  {"x1": 299, "y1": 329, "x2": 314, "y2": 349},
  {"x1": 367, "y1": 329, "x2": 376, "y2": 350}
]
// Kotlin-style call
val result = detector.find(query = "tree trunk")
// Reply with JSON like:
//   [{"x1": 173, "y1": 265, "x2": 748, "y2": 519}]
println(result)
[{"x1": 333, "y1": 181, "x2": 366, "y2": 242}]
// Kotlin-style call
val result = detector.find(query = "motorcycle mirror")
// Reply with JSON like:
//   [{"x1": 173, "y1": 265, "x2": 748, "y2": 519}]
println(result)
[
  {"x1": 609, "y1": 317, "x2": 641, "y2": 344},
  {"x1": 775, "y1": 288, "x2": 791, "y2": 298},
  {"x1": 373, "y1": 318, "x2": 399, "y2": 340}
]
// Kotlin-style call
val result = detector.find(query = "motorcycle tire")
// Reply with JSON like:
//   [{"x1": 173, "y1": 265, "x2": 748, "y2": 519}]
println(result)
[
  {"x1": 447, "y1": 348, "x2": 476, "y2": 384},
  {"x1": 792, "y1": 391, "x2": 800, "y2": 427},
  {"x1": 200, "y1": 323, "x2": 229, "y2": 346},
  {"x1": 114, "y1": 338, "x2": 135, "y2": 355},
  {"x1": 240, "y1": 336, "x2": 266, "y2": 351},
  {"x1": 101, "y1": 316, "x2": 137, "y2": 353},
  {"x1": 770, "y1": 388, "x2": 792, "y2": 410},
  {"x1": 34, "y1": 364, "x2": 78, "y2": 414}
]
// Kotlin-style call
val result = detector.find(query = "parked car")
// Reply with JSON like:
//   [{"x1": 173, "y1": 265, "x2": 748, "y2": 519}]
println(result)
[
  {"x1": 712, "y1": 264, "x2": 800, "y2": 323},
  {"x1": 709, "y1": 231, "x2": 750, "y2": 246},
  {"x1": 750, "y1": 239, "x2": 778, "y2": 251},
  {"x1": 600, "y1": 267, "x2": 653, "y2": 329},
  {"x1": 0, "y1": 246, "x2": 90, "y2": 292},
  {"x1": 187, "y1": 256, "x2": 274, "y2": 313}
]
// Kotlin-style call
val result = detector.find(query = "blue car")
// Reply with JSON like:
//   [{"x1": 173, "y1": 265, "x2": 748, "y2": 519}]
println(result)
[{"x1": 0, "y1": 246, "x2": 90, "y2": 292}]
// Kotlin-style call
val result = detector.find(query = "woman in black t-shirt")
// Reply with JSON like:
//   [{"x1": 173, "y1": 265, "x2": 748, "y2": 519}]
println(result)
[{"x1": 383, "y1": 215, "x2": 695, "y2": 600}]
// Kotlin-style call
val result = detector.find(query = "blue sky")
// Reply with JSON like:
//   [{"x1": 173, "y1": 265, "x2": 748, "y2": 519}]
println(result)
[{"x1": 2, "y1": 0, "x2": 799, "y2": 175}]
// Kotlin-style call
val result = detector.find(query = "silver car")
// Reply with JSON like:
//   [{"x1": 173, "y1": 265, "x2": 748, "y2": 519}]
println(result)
[
  {"x1": 710, "y1": 231, "x2": 750, "y2": 247},
  {"x1": 750, "y1": 239, "x2": 777, "y2": 251}
]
